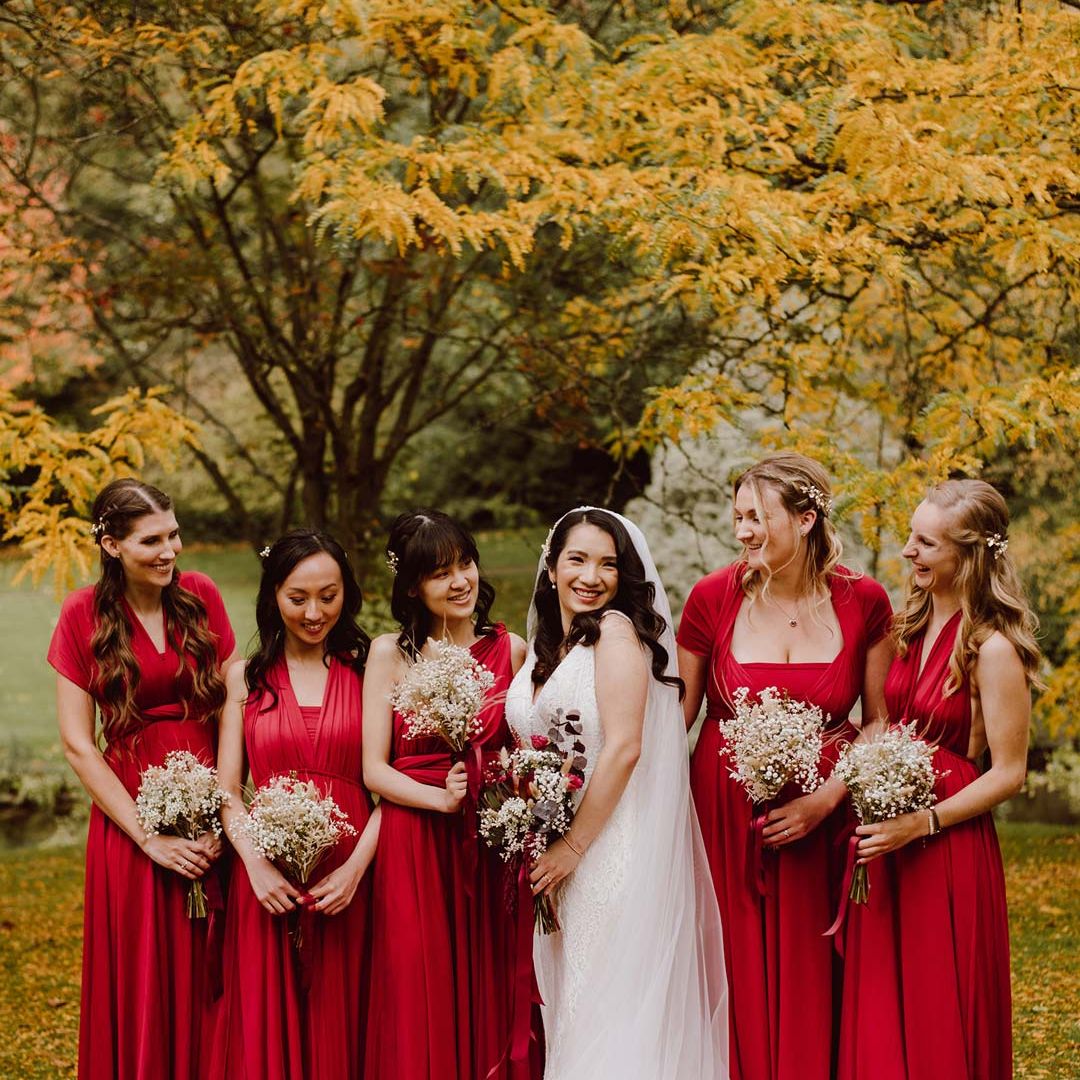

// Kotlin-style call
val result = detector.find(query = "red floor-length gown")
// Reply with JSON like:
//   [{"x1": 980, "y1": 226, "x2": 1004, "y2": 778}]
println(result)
[
  {"x1": 677, "y1": 564, "x2": 891, "y2": 1080},
  {"x1": 211, "y1": 655, "x2": 372, "y2": 1079},
  {"x1": 837, "y1": 610, "x2": 1013, "y2": 1080},
  {"x1": 365, "y1": 625, "x2": 539, "y2": 1080},
  {"x1": 47, "y1": 570, "x2": 235, "y2": 1080}
]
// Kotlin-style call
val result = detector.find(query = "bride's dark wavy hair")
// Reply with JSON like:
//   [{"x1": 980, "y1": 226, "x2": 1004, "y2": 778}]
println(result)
[
  {"x1": 246, "y1": 529, "x2": 370, "y2": 712},
  {"x1": 386, "y1": 509, "x2": 497, "y2": 660},
  {"x1": 531, "y1": 508, "x2": 684, "y2": 699}
]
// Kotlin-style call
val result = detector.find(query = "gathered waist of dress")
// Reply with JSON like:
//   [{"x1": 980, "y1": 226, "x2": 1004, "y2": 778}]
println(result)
[{"x1": 252, "y1": 765, "x2": 366, "y2": 791}]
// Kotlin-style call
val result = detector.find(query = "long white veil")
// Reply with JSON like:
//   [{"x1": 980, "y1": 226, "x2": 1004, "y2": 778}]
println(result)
[{"x1": 530, "y1": 507, "x2": 729, "y2": 1078}]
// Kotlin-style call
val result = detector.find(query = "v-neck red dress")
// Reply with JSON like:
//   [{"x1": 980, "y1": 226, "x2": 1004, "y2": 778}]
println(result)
[
  {"x1": 837, "y1": 611, "x2": 1013, "y2": 1080},
  {"x1": 47, "y1": 570, "x2": 235, "y2": 1080},
  {"x1": 364, "y1": 625, "x2": 539, "y2": 1080},
  {"x1": 677, "y1": 564, "x2": 891, "y2": 1080},
  {"x1": 211, "y1": 655, "x2": 372, "y2": 1079}
]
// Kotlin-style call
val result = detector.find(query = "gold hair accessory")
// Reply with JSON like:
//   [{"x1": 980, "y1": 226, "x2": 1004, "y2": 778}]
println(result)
[
  {"x1": 385, "y1": 549, "x2": 400, "y2": 575},
  {"x1": 796, "y1": 482, "x2": 834, "y2": 517},
  {"x1": 89, "y1": 520, "x2": 105, "y2": 538},
  {"x1": 986, "y1": 533, "x2": 1008, "y2": 559}
]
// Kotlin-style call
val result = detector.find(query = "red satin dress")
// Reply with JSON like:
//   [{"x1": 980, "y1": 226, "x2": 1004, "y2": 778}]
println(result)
[
  {"x1": 365, "y1": 625, "x2": 539, "y2": 1080},
  {"x1": 211, "y1": 656, "x2": 372, "y2": 1079},
  {"x1": 677, "y1": 564, "x2": 891, "y2": 1080},
  {"x1": 837, "y1": 610, "x2": 1013, "y2": 1080},
  {"x1": 46, "y1": 571, "x2": 235, "y2": 1080}
]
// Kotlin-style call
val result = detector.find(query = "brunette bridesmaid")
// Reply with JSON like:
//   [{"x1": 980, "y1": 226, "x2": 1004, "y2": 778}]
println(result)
[
  {"x1": 837, "y1": 479, "x2": 1038, "y2": 1080},
  {"x1": 212, "y1": 529, "x2": 380, "y2": 1078},
  {"x1": 49, "y1": 478, "x2": 235, "y2": 1079},
  {"x1": 362, "y1": 509, "x2": 538, "y2": 1080},
  {"x1": 676, "y1": 453, "x2": 893, "y2": 1080}
]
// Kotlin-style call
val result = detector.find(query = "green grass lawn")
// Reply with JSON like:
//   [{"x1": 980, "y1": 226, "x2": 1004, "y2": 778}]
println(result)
[
  {"x1": 0, "y1": 530, "x2": 544, "y2": 754},
  {"x1": 0, "y1": 823, "x2": 1075, "y2": 1078}
]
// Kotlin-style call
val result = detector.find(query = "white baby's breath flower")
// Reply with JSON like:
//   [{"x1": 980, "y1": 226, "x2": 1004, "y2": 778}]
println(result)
[
  {"x1": 241, "y1": 773, "x2": 355, "y2": 886},
  {"x1": 718, "y1": 686, "x2": 827, "y2": 804},
  {"x1": 389, "y1": 638, "x2": 497, "y2": 752}
]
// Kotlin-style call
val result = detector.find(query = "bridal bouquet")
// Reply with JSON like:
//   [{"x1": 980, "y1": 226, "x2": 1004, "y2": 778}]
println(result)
[
  {"x1": 135, "y1": 750, "x2": 229, "y2": 918},
  {"x1": 832, "y1": 723, "x2": 943, "y2": 903},
  {"x1": 240, "y1": 773, "x2": 355, "y2": 894},
  {"x1": 718, "y1": 686, "x2": 826, "y2": 805},
  {"x1": 390, "y1": 639, "x2": 496, "y2": 752},
  {"x1": 479, "y1": 708, "x2": 588, "y2": 933}
]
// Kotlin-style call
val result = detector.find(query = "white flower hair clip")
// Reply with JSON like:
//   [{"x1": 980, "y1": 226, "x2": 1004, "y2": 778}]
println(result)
[
  {"x1": 89, "y1": 519, "x2": 105, "y2": 539},
  {"x1": 259, "y1": 545, "x2": 271, "y2": 559},
  {"x1": 986, "y1": 533, "x2": 1008, "y2": 559},
  {"x1": 385, "y1": 549, "x2": 399, "y2": 575},
  {"x1": 796, "y1": 482, "x2": 834, "y2": 517}
]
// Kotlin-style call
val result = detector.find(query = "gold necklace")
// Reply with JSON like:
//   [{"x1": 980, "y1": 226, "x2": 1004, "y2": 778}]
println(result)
[{"x1": 768, "y1": 594, "x2": 801, "y2": 628}]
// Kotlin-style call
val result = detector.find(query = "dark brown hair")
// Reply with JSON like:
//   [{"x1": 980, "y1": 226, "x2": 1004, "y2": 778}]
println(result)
[{"x1": 89, "y1": 478, "x2": 227, "y2": 742}]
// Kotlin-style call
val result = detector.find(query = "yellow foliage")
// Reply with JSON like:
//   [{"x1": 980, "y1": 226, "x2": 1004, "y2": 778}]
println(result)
[{"x1": 0, "y1": 387, "x2": 200, "y2": 594}]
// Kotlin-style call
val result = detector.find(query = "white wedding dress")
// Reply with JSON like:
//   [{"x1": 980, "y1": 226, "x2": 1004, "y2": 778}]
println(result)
[{"x1": 505, "y1": 510, "x2": 729, "y2": 1080}]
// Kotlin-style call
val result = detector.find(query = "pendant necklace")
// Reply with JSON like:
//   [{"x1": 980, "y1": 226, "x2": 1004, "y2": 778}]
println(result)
[{"x1": 770, "y1": 594, "x2": 801, "y2": 628}]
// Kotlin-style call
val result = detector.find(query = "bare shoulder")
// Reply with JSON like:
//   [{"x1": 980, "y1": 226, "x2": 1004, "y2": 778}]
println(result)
[
  {"x1": 368, "y1": 632, "x2": 407, "y2": 669},
  {"x1": 225, "y1": 658, "x2": 247, "y2": 694},
  {"x1": 596, "y1": 609, "x2": 641, "y2": 649},
  {"x1": 977, "y1": 630, "x2": 1022, "y2": 666},
  {"x1": 508, "y1": 632, "x2": 528, "y2": 668}
]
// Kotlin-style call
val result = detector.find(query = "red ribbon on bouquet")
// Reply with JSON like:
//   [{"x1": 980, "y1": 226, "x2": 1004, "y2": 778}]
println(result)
[
  {"x1": 746, "y1": 805, "x2": 771, "y2": 897},
  {"x1": 202, "y1": 867, "x2": 225, "y2": 1001},
  {"x1": 293, "y1": 891, "x2": 318, "y2": 992},
  {"x1": 823, "y1": 835, "x2": 859, "y2": 957},
  {"x1": 458, "y1": 743, "x2": 485, "y2": 899}
]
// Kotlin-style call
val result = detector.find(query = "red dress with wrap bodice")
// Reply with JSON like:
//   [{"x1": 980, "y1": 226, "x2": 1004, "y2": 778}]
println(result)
[
  {"x1": 47, "y1": 571, "x2": 235, "y2": 1080},
  {"x1": 210, "y1": 655, "x2": 372, "y2": 1079},
  {"x1": 837, "y1": 611, "x2": 1013, "y2": 1080},
  {"x1": 364, "y1": 625, "x2": 540, "y2": 1080},
  {"x1": 677, "y1": 564, "x2": 891, "y2": 1080}
]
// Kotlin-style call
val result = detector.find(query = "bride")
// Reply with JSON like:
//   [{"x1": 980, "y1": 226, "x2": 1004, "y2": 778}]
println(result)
[{"x1": 504, "y1": 507, "x2": 729, "y2": 1078}]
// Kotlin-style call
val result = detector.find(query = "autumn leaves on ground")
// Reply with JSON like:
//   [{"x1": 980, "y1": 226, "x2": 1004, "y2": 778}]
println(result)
[{"x1": 0, "y1": 825, "x2": 1076, "y2": 1080}]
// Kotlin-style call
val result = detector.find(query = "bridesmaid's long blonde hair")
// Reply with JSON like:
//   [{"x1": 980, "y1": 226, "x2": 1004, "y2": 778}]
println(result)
[
  {"x1": 892, "y1": 479, "x2": 1042, "y2": 694},
  {"x1": 734, "y1": 453, "x2": 848, "y2": 621}
]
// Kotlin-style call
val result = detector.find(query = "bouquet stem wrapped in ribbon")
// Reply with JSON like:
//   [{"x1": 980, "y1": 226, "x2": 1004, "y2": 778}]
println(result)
[
  {"x1": 717, "y1": 686, "x2": 826, "y2": 895},
  {"x1": 832, "y1": 723, "x2": 943, "y2": 907},
  {"x1": 135, "y1": 750, "x2": 229, "y2": 918},
  {"x1": 240, "y1": 773, "x2": 355, "y2": 982}
]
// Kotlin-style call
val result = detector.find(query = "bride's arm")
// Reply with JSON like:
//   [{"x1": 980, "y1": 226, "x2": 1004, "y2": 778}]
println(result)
[{"x1": 529, "y1": 615, "x2": 649, "y2": 897}]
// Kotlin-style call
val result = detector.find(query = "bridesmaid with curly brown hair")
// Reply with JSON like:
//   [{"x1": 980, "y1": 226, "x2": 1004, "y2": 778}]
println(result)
[{"x1": 48, "y1": 478, "x2": 236, "y2": 1079}]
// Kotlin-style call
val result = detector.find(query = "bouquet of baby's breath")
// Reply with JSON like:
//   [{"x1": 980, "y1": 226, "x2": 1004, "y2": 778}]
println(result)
[
  {"x1": 832, "y1": 723, "x2": 943, "y2": 903},
  {"x1": 718, "y1": 686, "x2": 826, "y2": 805},
  {"x1": 135, "y1": 750, "x2": 229, "y2": 917},
  {"x1": 389, "y1": 639, "x2": 496, "y2": 752},
  {"x1": 240, "y1": 773, "x2": 355, "y2": 890}
]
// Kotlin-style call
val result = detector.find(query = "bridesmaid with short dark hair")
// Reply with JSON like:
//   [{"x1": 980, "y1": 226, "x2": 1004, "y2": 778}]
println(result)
[
  {"x1": 838, "y1": 479, "x2": 1039, "y2": 1080},
  {"x1": 212, "y1": 529, "x2": 380, "y2": 1079},
  {"x1": 49, "y1": 478, "x2": 235, "y2": 1079},
  {"x1": 362, "y1": 509, "x2": 538, "y2": 1080}
]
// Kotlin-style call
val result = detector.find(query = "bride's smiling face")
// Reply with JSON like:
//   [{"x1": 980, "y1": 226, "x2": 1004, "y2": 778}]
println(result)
[{"x1": 549, "y1": 523, "x2": 619, "y2": 629}]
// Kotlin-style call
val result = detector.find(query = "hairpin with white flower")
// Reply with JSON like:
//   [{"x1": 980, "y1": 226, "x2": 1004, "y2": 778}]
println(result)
[
  {"x1": 985, "y1": 533, "x2": 1008, "y2": 560},
  {"x1": 796, "y1": 482, "x2": 834, "y2": 517},
  {"x1": 259, "y1": 545, "x2": 271, "y2": 559},
  {"x1": 385, "y1": 549, "x2": 399, "y2": 575}
]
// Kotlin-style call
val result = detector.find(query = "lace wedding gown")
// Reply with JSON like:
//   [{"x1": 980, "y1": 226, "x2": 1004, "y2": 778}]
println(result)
[{"x1": 506, "y1": 610, "x2": 728, "y2": 1080}]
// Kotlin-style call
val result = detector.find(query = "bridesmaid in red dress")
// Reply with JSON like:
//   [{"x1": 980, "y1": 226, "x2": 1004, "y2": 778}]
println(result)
[
  {"x1": 363, "y1": 509, "x2": 538, "y2": 1080},
  {"x1": 212, "y1": 529, "x2": 380, "y2": 1078},
  {"x1": 676, "y1": 453, "x2": 893, "y2": 1080},
  {"x1": 838, "y1": 479, "x2": 1039, "y2": 1080},
  {"x1": 48, "y1": 478, "x2": 235, "y2": 1079}
]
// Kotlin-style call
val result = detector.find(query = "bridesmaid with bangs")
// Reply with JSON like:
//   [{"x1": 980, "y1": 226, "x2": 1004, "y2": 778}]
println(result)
[
  {"x1": 48, "y1": 478, "x2": 236, "y2": 1079},
  {"x1": 676, "y1": 453, "x2": 893, "y2": 1080},
  {"x1": 838, "y1": 480, "x2": 1039, "y2": 1080},
  {"x1": 212, "y1": 529, "x2": 380, "y2": 1079},
  {"x1": 362, "y1": 509, "x2": 539, "y2": 1080}
]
